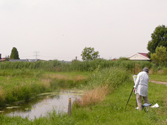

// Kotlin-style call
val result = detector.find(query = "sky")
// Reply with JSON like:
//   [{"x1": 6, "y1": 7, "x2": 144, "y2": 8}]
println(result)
[{"x1": 0, "y1": 0, "x2": 167, "y2": 61}]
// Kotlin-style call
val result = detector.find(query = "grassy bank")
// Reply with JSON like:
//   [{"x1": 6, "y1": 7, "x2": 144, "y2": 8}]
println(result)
[
  {"x1": 0, "y1": 69, "x2": 89, "y2": 107},
  {"x1": 1, "y1": 64, "x2": 167, "y2": 124},
  {"x1": 1, "y1": 76, "x2": 167, "y2": 124},
  {"x1": 0, "y1": 67, "x2": 128, "y2": 107},
  {"x1": 75, "y1": 67, "x2": 130, "y2": 107}
]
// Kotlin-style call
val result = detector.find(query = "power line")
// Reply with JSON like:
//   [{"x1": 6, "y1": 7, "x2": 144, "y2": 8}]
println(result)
[{"x1": 34, "y1": 51, "x2": 40, "y2": 59}]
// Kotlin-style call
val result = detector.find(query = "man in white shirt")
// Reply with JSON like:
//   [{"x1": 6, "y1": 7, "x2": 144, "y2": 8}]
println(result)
[{"x1": 133, "y1": 67, "x2": 150, "y2": 110}]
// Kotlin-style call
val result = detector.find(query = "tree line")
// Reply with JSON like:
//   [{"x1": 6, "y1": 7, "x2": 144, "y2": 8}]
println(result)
[{"x1": 7, "y1": 24, "x2": 167, "y2": 66}]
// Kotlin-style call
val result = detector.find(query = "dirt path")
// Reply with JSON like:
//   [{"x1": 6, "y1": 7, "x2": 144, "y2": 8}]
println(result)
[{"x1": 150, "y1": 80, "x2": 167, "y2": 86}]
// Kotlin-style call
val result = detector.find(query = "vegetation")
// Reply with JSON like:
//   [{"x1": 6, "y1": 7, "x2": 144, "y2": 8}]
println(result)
[
  {"x1": 149, "y1": 74, "x2": 167, "y2": 82},
  {"x1": 10, "y1": 47, "x2": 20, "y2": 59},
  {"x1": 0, "y1": 59, "x2": 152, "y2": 73},
  {"x1": 0, "y1": 69, "x2": 89, "y2": 107},
  {"x1": 147, "y1": 25, "x2": 167, "y2": 55},
  {"x1": 74, "y1": 67, "x2": 129, "y2": 107},
  {"x1": 1, "y1": 60, "x2": 167, "y2": 124},
  {"x1": 117, "y1": 57, "x2": 130, "y2": 61},
  {"x1": 81, "y1": 47, "x2": 99, "y2": 61},
  {"x1": 151, "y1": 46, "x2": 167, "y2": 66},
  {"x1": 0, "y1": 75, "x2": 167, "y2": 125}
]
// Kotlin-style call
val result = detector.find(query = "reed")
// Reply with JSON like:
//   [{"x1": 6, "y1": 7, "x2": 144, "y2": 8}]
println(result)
[
  {"x1": 74, "y1": 67, "x2": 130, "y2": 107},
  {"x1": 0, "y1": 69, "x2": 89, "y2": 106},
  {"x1": 0, "y1": 59, "x2": 153, "y2": 73},
  {"x1": 76, "y1": 85, "x2": 109, "y2": 107}
]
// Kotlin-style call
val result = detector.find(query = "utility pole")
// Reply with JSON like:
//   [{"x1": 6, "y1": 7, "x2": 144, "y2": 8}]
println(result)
[{"x1": 34, "y1": 51, "x2": 39, "y2": 59}]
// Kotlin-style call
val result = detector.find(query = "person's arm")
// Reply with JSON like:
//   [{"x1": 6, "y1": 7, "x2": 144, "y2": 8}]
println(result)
[{"x1": 134, "y1": 73, "x2": 140, "y2": 89}]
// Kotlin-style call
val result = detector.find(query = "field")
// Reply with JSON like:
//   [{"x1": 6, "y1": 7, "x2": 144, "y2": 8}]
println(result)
[{"x1": 0, "y1": 60, "x2": 167, "y2": 124}]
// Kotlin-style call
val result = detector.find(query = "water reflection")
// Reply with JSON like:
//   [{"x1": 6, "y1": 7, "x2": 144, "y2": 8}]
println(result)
[{"x1": 3, "y1": 90, "x2": 82, "y2": 120}]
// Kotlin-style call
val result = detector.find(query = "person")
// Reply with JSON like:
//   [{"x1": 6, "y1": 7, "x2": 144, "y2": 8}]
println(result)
[{"x1": 133, "y1": 67, "x2": 150, "y2": 110}]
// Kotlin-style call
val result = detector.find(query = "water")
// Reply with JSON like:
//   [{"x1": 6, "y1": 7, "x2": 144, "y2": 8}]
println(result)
[{"x1": 1, "y1": 90, "x2": 82, "y2": 120}]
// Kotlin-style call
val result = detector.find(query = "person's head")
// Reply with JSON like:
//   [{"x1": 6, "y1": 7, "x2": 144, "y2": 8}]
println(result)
[{"x1": 143, "y1": 67, "x2": 149, "y2": 73}]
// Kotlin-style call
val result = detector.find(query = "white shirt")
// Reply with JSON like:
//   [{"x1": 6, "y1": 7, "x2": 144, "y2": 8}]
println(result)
[{"x1": 134, "y1": 71, "x2": 149, "y2": 97}]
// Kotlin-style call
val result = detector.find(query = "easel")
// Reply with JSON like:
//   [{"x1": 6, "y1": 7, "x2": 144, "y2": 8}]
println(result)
[{"x1": 125, "y1": 75, "x2": 137, "y2": 110}]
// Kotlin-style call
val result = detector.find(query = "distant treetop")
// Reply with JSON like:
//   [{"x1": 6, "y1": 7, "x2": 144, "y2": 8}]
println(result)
[{"x1": 10, "y1": 47, "x2": 20, "y2": 59}]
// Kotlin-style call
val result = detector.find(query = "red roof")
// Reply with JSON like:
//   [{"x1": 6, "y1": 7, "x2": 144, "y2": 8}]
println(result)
[
  {"x1": 138, "y1": 53, "x2": 149, "y2": 58},
  {"x1": 112, "y1": 58, "x2": 117, "y2": 61},
  {"x1": 0, "y1": 58, "x2": 6, "y2": 61}
]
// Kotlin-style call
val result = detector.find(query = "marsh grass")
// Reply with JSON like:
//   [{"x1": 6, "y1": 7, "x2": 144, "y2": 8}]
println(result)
[
  {"x1": 0, "y1": 59, "x2": 152, "y2": 72},
  {"x1": 1, "y1": 80, "x2": 167, "y2": 125},
  {"x1": 74, "y1": 67, "x2": 130, "y2": 107},
  {"x1": 0, "y1": 69, "x2": 89, "y2": 106},
  {"x1": 41, "y1": 79, "x2": 51, "y2": 88},
  {"x1": 75, "y1": 85, "x2": 109, "y2": 107},
  {"x1": 0, "y1": 86, "x2": 5, "y2": 101},
  {"x1": 87, "y1": 67, "x2": 130, "y2": 89},
  {"x1": 49, "y1": 77, "x2": 88, "y2": 90},
  {"x1": 44, "y1": 74, "x2": 87, "y2": 82},
  {"x1": 1, "y1": 65, "x2": 167, "y2": 124}
]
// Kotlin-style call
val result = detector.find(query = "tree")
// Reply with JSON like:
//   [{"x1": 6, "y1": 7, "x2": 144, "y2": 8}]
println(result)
[
  {"x1": 151, "y1": 46, "x2": 167, "y2": 65},
  {"x1": 81, "y1": 47, "x2": 100, "y2": 61},
  {"x1": 147, "y1": 25, "x2": 167, "y2": 56},
  {"x1": 10, "y1": 47, "x2": 20, "y2": 59}
]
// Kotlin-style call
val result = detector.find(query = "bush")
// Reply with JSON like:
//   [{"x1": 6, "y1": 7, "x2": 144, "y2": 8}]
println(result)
[{"x1": 87, "y1": 67, "x2": 130, "y2": 89}]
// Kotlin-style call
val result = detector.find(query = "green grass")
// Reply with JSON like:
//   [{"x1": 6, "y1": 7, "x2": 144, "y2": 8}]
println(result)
[
  {"x1": 149, "y1": 74, "x2": 167, "y2": 82},
  {"x1": 1, "y1": 79, "x2": 167, "y2": 125},
  {"x1": 1, "y1": 68, "x2": 167, "y2": 124},
  {"x1": 0, "y1": 69, "x2": 89, "y2": 106},
  {"x1": 0, "y1": 59, "x2": 152, "y2": 72}
]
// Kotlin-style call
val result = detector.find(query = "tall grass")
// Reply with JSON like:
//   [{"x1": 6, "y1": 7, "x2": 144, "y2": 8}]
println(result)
[
  {"x1": 75, "y1": 85, "x2": 109, "y2": 107},
  {"x1": 75, "y1": 67, "x2": 130, "y2": 107},
  {"x1": 0, "y1": 69, "x2": 89, "y2": 107},
  {"x1": 87, "y1": 67, "x2": 130, "y2": 89},
  {"x1": 0, "y1": 60, "x2": 61, "y2": 70},
  {"x1": 0, "y1": 59, "x2": 153, "y2": 73}
]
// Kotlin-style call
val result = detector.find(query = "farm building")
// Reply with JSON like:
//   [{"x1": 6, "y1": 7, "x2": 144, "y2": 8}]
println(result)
[{"x1": 129, "y1": 53, "x2": 150, "y2": 61}]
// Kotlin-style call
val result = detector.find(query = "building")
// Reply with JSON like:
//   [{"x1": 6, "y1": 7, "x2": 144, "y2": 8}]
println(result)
[
  {"x1": 8, "y1": 59, "x2": 39, "y2": 62},
  {"x1": 129, "y1": 53, "x2": 150, "y2": 61},
  {"x1": 0, "y1": 53, "x2": 40, "y2": 62},
  {"x1": 0, "y1": 54, "x2": 7, "y2": 62}
]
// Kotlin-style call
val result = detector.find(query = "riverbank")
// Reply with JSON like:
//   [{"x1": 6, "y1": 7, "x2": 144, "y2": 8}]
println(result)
[
  {"x1": 1, "y1": 78, "x2": 167, "y2": 124},
  {"x1": 1, "y1": 68, "x2": 167, "y2": 124},
  {"x1": 0, "y1": 69, "x2": 90, "y2": 107}
]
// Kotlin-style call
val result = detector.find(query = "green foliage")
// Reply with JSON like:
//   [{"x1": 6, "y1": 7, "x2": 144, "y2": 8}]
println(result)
[
  {"x1": 151, "y1": 46, "x2": 167, "y2": 65},
  {"x1": 147, "y1": 25, "x2": 167, "y2": 55},
  {"x1": 49, "y1": 78, "x2": 88, "y2": 90},
  {"x1": 87, "y1": 67, "x2": 130, "y2": 89},
  {"x1": 81, "y1": 47, "x2": 99, "y2": 61},
  {"x1": 0, "y1": 60, "x2": 61, "y2": 71},
  {"x1": 10, "y1": 47, "x2": 20, "y2": 59},
  {"x1": 1, "y1": 78, "x2": 167, "y2": 124},
  {"x1": 0, "y1": 59, "x2": 153, "y2": 74},
  {"x1": 118, "y1": 57, "x2": 130, "y2": 61},
  {"x1": 0, "y1": 69, "x2": 89, "y2": 106}
]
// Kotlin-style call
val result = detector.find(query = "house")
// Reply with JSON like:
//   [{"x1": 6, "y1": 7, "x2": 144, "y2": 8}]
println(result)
[
  {"x1": 0, "y1": 54, "x2": 7, "y2": 62},
  {"x1": 129, "y1": 53, "x2": 150, "y2": 61}
]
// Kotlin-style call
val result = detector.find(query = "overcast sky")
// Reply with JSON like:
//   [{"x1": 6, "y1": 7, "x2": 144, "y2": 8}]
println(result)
[{"x1": 0, "y1": 0, "x2": 167, "y2": 61}]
